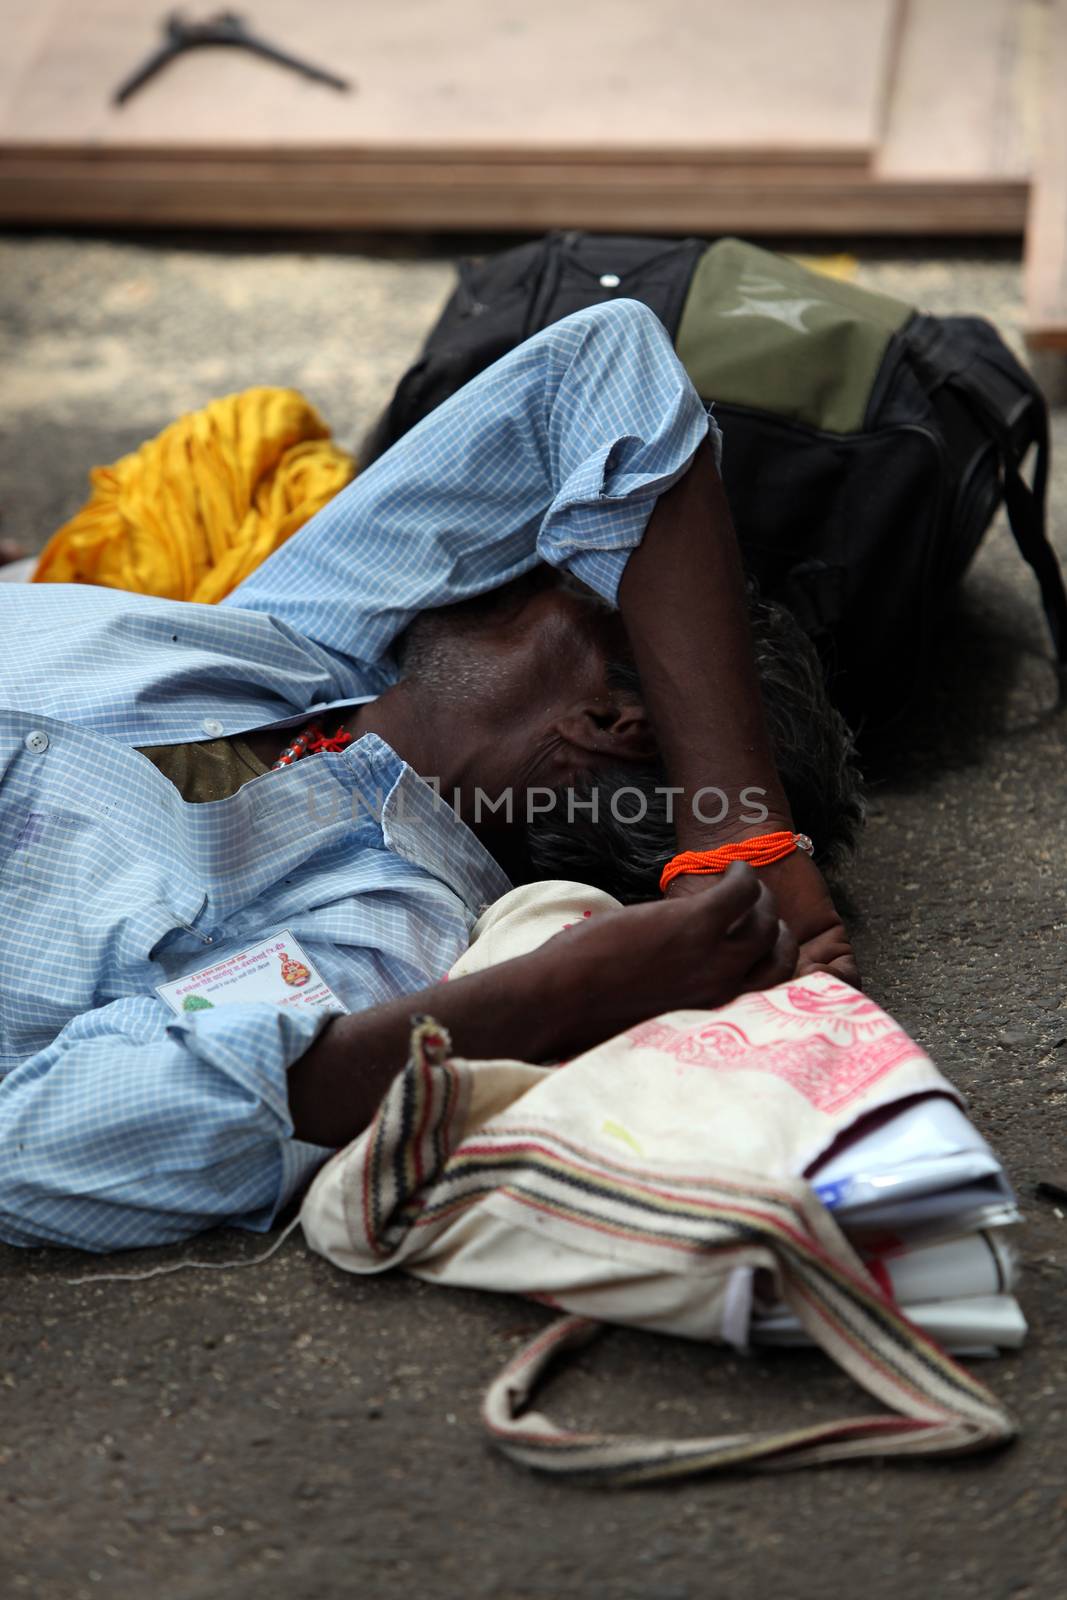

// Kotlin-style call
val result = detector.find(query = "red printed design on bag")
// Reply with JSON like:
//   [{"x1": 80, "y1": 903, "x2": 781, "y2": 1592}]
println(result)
[
  {"x1": 624, "y1": 978, "x2": 922, "y2": 1114},
  {"x1": 629, "y1": 1018, "x2": 752, "y2": 1059}
]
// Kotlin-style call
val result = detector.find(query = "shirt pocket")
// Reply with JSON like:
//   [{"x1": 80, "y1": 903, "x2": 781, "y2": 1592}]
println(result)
[{"x1": 0, "y1": 810, "x2": 208, "y2": 1059}]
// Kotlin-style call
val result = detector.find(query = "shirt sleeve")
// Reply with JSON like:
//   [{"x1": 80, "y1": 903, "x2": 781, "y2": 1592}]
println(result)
[
  {"x1": 221, "y1": 298, "x2": 718, "y2": 667},
  {"x1": 0, "y1": 996, "x2": 334, "y2": 1252}
]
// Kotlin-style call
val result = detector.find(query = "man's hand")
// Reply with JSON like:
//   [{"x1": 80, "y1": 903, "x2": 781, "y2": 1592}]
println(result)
[
  {"x1": 666, "y1": 851, "x2": 858, "y2": 987},
  {"x1": 762, "y1": 850, "x2": 857, "y2": 984},
  {"x1": 287, "y1": 864, "x2": 795, "y2": 1149},
  {"x1": 538, "y1": 862, "x2": 796, "y2": 1054}
]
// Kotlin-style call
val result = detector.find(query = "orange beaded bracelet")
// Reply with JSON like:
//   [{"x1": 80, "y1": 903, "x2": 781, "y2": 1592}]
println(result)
[{"x1": 659, "y1": 831, "x2": 814, "y2": 893}]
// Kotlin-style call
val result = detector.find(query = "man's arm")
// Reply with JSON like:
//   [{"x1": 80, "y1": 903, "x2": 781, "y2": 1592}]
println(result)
[
  {"x1": 0, "y1": 870, "x2": 790, "y2": 1248},
  {"x1": 618, "y1": 438, "x2": 857, "y2": 982},
  {"x1": 0, "y1": 996, "x2": 328, "y2": 1251},
  {"x1": 291, "y1": 865, "x2": 792, "y2": 1145},
  {"x1": 222, "y1": 299, "x2": 712, "y2": 668}
]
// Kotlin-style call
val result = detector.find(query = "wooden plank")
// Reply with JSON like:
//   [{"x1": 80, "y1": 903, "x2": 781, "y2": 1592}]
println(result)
[
  {"x1": 1024, "y1": 0, "x2": 1067, "y2": 348},
  {"x1": 1, "y1": 0, "x2": 897, "y2": 162},
  {"x1": 0, "y1": 151, "x2": 1028, "y2": 235},
  {"x1": 878, "y1": 0, "x2": 1031, "y2": 179}
]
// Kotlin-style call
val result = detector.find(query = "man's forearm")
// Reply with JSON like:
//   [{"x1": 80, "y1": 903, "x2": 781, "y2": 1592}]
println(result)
[
  {"x1": 287, "y1": 867, "x2": 806, "y2": 1149},
  {"x1": 617, "y1": 440, "x2": 858, "y2": 982},
  {"x1": 617, "y1": 436, "x2": 791, "y2": 849},
  {"x1": 287, "y1": 952, "x2": 563, "y2": 1148}
]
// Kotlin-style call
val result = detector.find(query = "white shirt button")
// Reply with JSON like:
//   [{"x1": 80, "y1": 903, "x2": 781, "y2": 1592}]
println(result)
[
  {"x1": 201, "y1": 718, "x2": 224, "y2": 737},
  {"x1": 599, "y1": 273, "x2": 621, "y2": 288},
  {"x1": 24, "y1": 730, "x2": 49, "y2": 754}
]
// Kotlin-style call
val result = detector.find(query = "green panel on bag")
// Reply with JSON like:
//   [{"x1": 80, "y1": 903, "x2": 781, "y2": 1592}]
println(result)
[{"x1": 676, "y1": 238, "x2": 914, "y2": 435}]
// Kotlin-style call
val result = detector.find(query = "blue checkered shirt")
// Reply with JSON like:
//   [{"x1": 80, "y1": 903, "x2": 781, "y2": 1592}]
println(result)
[{"x1": 0, "y1": 298, "x2": 715, "y2": 1250}]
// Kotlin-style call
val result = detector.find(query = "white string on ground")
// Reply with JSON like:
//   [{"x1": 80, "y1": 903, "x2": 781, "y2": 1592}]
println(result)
[{"x1": 64, "y1": 1214, "x2": 302, "y2": 1285}]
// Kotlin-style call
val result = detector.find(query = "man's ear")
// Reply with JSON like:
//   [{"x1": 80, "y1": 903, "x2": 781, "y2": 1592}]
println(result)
[{"x1": 554, "y1": 701, "x2": 656, "y2": 761}]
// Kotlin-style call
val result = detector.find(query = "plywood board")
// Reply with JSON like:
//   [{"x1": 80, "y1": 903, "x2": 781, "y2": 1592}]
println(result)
[
  {"x1": 1024, "y1": 0, "x2": 1067, "y2": 348},
  {"x1": 878, "y1": 0, "x2": 1032, "y2": 180},
  {"x1": 0, "y1": 0, "x2": 65, "y2": 128},
  {"x1": 0, "y1": 0, "x2": 1039, "y2": 235},
  {"x1": 1, "y1": 0, "x2": 897, "y2": 161}
]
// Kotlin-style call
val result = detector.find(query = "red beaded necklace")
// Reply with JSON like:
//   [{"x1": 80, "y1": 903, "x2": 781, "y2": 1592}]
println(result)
[{"x1": 271, "y1": 721, "x2": 355, "y2": 769}]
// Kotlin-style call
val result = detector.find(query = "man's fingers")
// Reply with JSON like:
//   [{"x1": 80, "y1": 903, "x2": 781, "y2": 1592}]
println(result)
[
  {"x1": 722, "y1": 877, "x2": 780, "y2": 953},
  {"x1": 692, "y1": 861, "x2": 764, "y2": 933},
  {"x1": 796, "y1": 950, "x2": 863, "y2": 989},
  {"x1": 683, "y1": 863, "x2": 784, "y2": 974},
  {"x1": 739, "y1": 917, "x2": 799, "y2": 994}
]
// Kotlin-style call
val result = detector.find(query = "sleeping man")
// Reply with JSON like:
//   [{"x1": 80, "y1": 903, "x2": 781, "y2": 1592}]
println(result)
[{"x1": 0, "y1": 299, "x2": 861, "y2": 1253}]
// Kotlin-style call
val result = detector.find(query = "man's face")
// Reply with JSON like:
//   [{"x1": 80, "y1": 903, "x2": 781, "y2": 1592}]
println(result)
[{"x1": 401, "y1": 581, "x2": 656, "y2": 817}]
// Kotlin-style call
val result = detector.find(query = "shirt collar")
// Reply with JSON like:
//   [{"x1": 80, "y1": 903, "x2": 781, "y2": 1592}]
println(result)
[{"x1": 346, "y1": 733, "x2": 513, "y2": 913}]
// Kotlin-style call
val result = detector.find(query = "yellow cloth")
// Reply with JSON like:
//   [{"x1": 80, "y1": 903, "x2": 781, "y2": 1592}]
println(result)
[
  {"x1": 791, "y1": 253, "x2": 859, "y2": 283},
  {"x1": 33, "y1": 387, "x2": 355, "y2": 603}
]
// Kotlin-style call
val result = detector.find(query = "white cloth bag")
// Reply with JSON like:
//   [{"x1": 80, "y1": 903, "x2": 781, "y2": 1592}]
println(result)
[{"x1": 301, "y1": 882, "x2": 1015, "y2": 1482}]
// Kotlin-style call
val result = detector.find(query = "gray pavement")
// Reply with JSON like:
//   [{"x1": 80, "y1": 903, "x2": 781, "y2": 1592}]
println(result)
[{"x1": 1, "y1": 233, "x2": 1065, "y2": 1600}]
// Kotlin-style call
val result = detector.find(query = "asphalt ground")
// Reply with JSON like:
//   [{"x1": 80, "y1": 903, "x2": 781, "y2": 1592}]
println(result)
[{"x1": 1, "y1": 232, "x2": 1065, "y2": 1600}]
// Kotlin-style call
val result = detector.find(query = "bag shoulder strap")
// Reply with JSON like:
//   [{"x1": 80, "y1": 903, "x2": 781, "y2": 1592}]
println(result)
[
  {"x1": 999, "y1": 411, "x2": 1067, "y2": 669},
  {"x1": 482, "y1": 1174, "x2": 1016, "y2": 1485},
  {"x1": 912, "y1": 321, "x2": 1067, "y2": 676}
]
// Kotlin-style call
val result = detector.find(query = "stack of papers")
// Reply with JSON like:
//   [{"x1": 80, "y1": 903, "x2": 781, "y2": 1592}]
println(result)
[{"x1": 751, "y1": 1095, "x2": 1026, "y2": 1356}]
